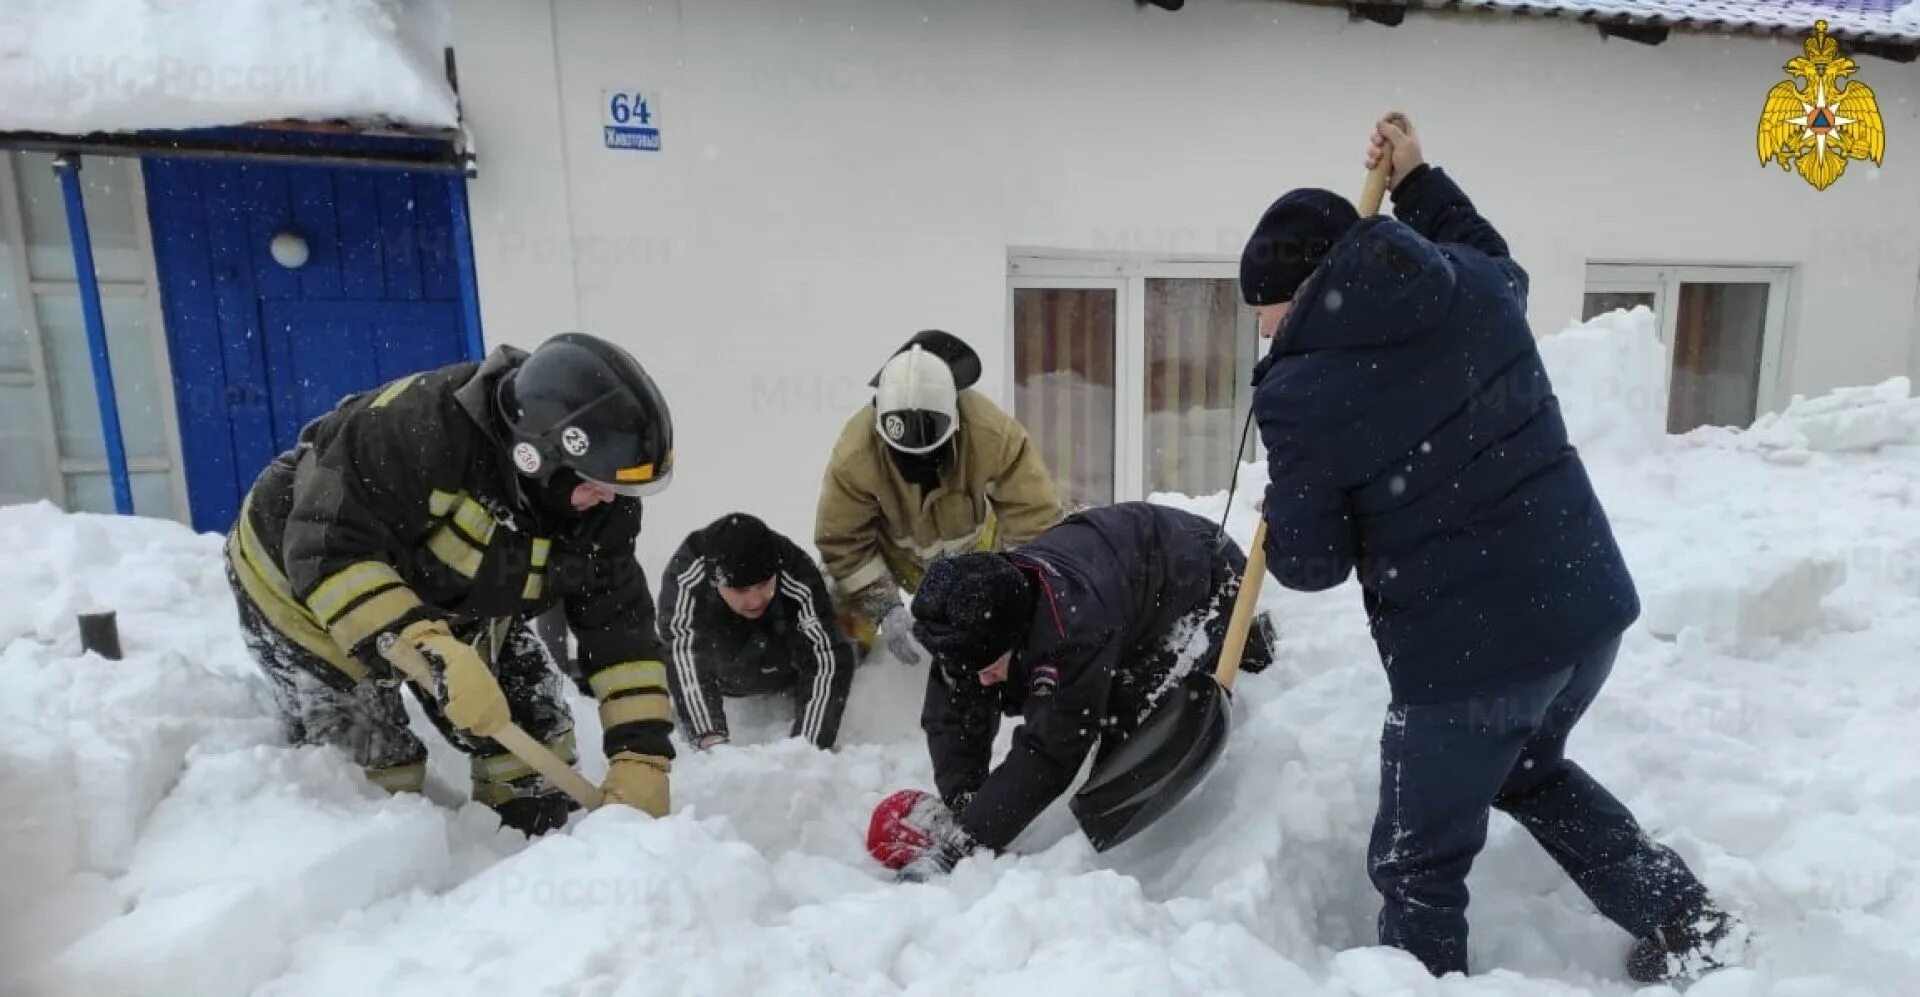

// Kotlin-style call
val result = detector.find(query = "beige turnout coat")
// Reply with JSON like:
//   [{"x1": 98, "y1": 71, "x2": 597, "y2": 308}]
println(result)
[{"x1": 815, "y1": 389, "x2": 1063, "y2": 623}]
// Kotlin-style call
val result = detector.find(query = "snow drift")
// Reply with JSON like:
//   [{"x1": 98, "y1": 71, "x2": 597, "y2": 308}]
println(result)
[
  {"x1": 0, "y1": 0, "x2": 459, "y2": 134},
  {"x1": 5, "y1": 307, "x2": 1920, "y2": 995}
]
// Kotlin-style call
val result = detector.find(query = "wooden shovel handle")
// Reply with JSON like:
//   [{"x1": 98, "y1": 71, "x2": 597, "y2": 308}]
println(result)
[
  {"x1": 1214, "y1": 526, "x2": 1270, "y2": 692},
  {"x1": 380, "y1": 634, "x2": 605, "y2": 810},
  {"x1": 1213, "y1": 157, "x2": 1393, "y2": 692},
  {"x1": 1358, "y1": 155, "x2": 1391, "y2": 216}
]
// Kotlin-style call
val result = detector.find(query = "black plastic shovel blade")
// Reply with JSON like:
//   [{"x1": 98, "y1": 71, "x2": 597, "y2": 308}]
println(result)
[{"x1": 1069, "y1": 669, "x2": 1233, "y2": 852}]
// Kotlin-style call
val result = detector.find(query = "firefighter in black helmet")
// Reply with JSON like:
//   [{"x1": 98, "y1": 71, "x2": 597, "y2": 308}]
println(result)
[
  {"x1": 224, "y1": 332, "x2": 678, "y2": 836},
  {"x1": 501, "y1": 332, "x2": 675, "y2": 500}
]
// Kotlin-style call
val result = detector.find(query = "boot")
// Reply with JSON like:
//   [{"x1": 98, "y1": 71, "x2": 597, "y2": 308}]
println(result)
[
  {"x1": 1626, "y1": 900, "x2": 1750, "y2": 984},
  {"x1": 494, "y1": 792, "x2": 578, "y2": 836},
  {"x1": 1240, "y1": 614, "x2": 1278, "y2": 675}
]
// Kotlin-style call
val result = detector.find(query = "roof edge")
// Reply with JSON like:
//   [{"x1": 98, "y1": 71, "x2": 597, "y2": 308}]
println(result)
[{"x1": 1287, "y1": 0, "x2": 1920, "y2": 53}]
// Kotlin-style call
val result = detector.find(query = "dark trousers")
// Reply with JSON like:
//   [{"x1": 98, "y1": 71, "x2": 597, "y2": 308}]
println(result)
[
  {"x1": 1369, "y1": 636, "x2": 1709, "y2": 976},
  {"x1": 533, "y1": 605, "x2": 590, "y2": 696},
  {"x1": 226, "y1": 562, "x2": 580, "y2": 834}
]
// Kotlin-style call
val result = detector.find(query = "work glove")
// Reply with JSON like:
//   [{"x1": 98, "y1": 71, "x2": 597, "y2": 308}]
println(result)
[
  {"x1": 880, "y1": 602, "x2": 926, "y2": 666},
  {"x1": 866, "y1": 789, "x2": 979, "y2": 882},
  {"x1": 602, "y1": 751, "x2": 670, "y2": 817},
  {"x1": 896, "y1": 812, "x2": 978, "y2": 883},
  {"x1": 399, "y1": 619, "x2": 510, "y2": 737}
]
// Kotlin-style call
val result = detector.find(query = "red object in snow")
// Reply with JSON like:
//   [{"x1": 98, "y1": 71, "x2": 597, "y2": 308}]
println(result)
[{"x1": 867, "y1": 788, "x2": 939, "y2": 869}]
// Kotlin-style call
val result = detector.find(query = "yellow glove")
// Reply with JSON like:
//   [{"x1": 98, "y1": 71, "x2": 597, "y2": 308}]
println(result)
[
  {"x1": 602, "y1": 752, "x2": 670, "y2": 817},
  {"x1": 399, "y1": 619, "x2": 510, "y2": 737}
]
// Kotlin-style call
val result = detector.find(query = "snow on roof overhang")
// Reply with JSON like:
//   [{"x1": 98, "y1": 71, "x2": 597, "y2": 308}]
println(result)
[
  {"x1": 0, "y1": 0, "x2": 471, "y2": 171},
  {"x1": 1287, "y1": 0, "x2": 1920, "y2": 57}
]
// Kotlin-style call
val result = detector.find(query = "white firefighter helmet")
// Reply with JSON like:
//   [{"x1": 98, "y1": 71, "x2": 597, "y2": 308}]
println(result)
[{"x1": 872, "y1": 345, "x2": 959, "y2": 455}]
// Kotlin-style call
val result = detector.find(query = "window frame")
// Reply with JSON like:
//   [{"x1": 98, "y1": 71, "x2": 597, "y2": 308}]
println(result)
[
  {"x1": 1006, "y1": 273, "x2": 1129, "y2": 508},
  {"x1": 1583, "y1": 262, "x2": 1795, "y2": 422},
  {"x1": 1007, "y1": 253, "x2": 1261, "y2": 503},
  {"x1": 0, "y1": 152, "x2": 190, "y2": 521}
]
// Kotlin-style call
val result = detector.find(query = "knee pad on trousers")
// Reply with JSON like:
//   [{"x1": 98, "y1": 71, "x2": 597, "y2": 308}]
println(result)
[
  {"x1": 365, "y1": 760, "x2": 427, "y2": 794},
  {"x1": 469, "y1": 732, "x2": 580, "y2": 836}
]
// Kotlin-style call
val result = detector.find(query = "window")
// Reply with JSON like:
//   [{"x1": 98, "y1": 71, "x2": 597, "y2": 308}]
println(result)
[
  {"x1": 1583, "y1": 264, "x2": 1792, "y2": 434},
  {"x1": 1012, "y1": 285, "x2": 1117, "y2": 510},
  {"x1": 0, "y1": 153, "x2": 186, "y2": 519},
  {"x1": 1009, "y1": 258, "x2": 1261, "y2": 507},
  {"x1": 1144, "y1": 278, "x2": 1256, "y2": 498}
]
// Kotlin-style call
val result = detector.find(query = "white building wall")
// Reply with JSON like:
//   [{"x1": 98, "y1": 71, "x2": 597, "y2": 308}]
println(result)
[{"x1": 452, "y1": 0, "x2": 1920, "y2": 573}]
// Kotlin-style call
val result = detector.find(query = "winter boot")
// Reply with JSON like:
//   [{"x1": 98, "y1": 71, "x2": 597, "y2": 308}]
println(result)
[
  {"x1": 494, "y1": 791, "x2": 578, "y2": 837},
  {"x1": 1230, "y1": 613, "x2": 1278, "y2": 675},
  {"x1": 1626, "y1": 900, "x2": 1750, "y2": 984}
]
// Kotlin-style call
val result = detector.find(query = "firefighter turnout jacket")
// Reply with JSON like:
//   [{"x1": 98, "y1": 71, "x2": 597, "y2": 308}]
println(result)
[
  {"x1": 814, "y1": 389, "x2": 1063, "y2": 620},
  {"x1": 225, "y1": 347, "x2": 676, "y2": 767}
]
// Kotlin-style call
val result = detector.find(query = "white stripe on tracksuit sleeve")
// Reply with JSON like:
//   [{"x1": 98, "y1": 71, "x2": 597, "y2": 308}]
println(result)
[
  {"x1": 663, "y1": 556, "x2": 722, "y2": 737},
  {"x1": 780, "y1": 571, "x2": 841, "y2": 744}
]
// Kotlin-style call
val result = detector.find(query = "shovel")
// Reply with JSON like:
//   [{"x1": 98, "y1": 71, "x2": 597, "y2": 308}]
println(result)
[
  {"x1": 379, "y1": 633, "x2": 606, "y2": 810},
  {"x1": 1067, "y1": 159, "x2": 1391, "y2": 852}
]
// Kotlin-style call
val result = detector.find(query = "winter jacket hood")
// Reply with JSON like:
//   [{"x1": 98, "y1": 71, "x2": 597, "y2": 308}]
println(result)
[
  {"x1": 1275, "y1": 214, "x2": 1457, "y2": 354},
  {"x1": 1250, "y1": 164, "x2": 1638, "y2": 705}
]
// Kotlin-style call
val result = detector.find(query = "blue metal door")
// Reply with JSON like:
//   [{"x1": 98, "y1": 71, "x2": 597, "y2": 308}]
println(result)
[{"x1": 144, "y1": 158, "x2": 476, "y2": 533}]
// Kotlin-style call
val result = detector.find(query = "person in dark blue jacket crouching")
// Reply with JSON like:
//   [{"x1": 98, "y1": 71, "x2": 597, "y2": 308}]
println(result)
[
  {"x1": 879, "y1": 502, "x2": 1276, "y2": 880},
  {"x1": 1240, "y1": 113, "x2": 1745, "y2": 984}
]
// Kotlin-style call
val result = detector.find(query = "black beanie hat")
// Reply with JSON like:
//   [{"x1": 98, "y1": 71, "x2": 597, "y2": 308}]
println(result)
[
  {"x1": 1239, "y1": 188, "x2": 1361, "y2": 306},
  {"x1": 911, "y1": 554, "x2": 1033, "y2": 678},
  {"x1": 700, "y1": 513, "x2": 783, "y2": 588}
]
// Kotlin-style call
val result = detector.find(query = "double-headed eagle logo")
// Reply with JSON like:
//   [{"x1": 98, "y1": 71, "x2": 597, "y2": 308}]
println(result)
[{"x1": 1757, "y1": 20, "x2": 1886, "y2": 191}]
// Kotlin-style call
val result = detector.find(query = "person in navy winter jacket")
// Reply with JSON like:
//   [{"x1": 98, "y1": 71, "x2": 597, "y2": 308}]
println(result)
[
  {"x1": 1241, "y1": 113, "x2": 1745, "y2": 984},
  {"x1": 874, "y1": 502, "x2": 1276, "y2": 880}
]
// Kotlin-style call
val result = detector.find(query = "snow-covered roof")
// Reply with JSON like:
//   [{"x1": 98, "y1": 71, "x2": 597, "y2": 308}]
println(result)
[
  {"x1": 0, "y1": 0, "x2": 460, "y2": 137},
  {"x1": 1468, "y1": 0, "x2": 1920, "y2": 42},
  {"x1": 1386, "y1": 0, "x2": 1920, "y2": 43}
]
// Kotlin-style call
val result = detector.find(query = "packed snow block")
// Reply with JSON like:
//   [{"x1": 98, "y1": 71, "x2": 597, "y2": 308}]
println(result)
[
  {"x1": 0, "y1": 726, "x2": 95, "y2": 959},
  {"x1": 48, "y1": 750, "x2": 456, "y2": 997},
  {"x1": 1536, "y1": 306, "x2": 1669, "y2": 462},
  {"x1": 1637, "y1": 546, "x2": 1846, "y2": 653},
  {"x1": 0, "y1": 648, "x2": 261, "y2": 971},
  {"x1": 266, "y1": 808, "x2": 781, "y2": 995},
  {"x1": 10, "y1": 650, "x2": 267, "y2": 877},
  {"x1": 1738, "y1": 377, "x2": 1920, "y2": 455},
  {"x1": 0, "y1": 0, "x2": 459, "y2": 133}
]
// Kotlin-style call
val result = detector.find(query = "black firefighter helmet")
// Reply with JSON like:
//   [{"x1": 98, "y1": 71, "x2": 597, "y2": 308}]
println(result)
[{"x1": 499, "y1": 332, "x2": 674, "y2": 498}]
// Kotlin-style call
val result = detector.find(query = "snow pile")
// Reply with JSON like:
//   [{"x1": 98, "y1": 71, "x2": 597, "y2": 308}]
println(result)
[
  {"x1": 1894, "y1": 0, "x2": 1920, "y2": 32},
  {"x1": 0, "y1": 0, "x2": 458, "y2": 134},
  {"x1": 1541, "y1": 307, "x2": 1920, "y2": 654},
  {"x1": 1710, "y1": 378, "x2": 1920, "y2": 460},
  {"x1": 1536, "y1": 305, "x2": 1669, "y2": 463},
  {"x1": 6, "y1": 310, "x2": 1920, "y2": 994}
]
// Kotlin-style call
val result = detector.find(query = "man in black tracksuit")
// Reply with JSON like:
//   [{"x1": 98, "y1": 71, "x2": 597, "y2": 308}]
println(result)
[
  {"x1": 224, "y1": 333, "x2": 678, "y2": 834},
  {"x1": 658, "y1": 513, "x2": 858, "y2": 750},
  {"x1": 890, "y1": 502, "x2": 1276, "y2": 877}
]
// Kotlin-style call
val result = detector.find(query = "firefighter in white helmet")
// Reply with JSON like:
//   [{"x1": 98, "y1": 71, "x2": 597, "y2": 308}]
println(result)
[{"x1": 813, "y1": 330, "x2": 1064, "y2": 664}]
